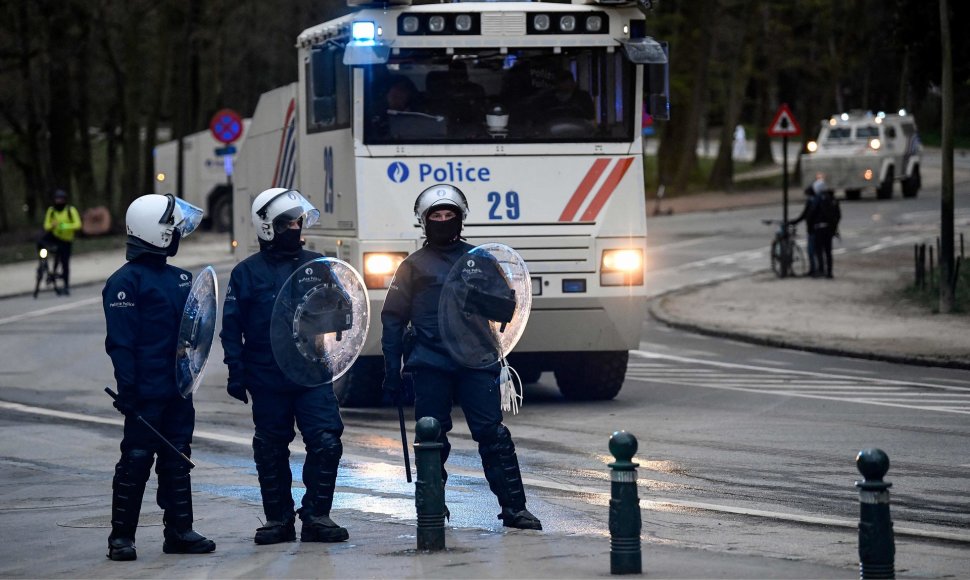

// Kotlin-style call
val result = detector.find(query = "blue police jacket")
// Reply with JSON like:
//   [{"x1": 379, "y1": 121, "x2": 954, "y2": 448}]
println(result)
[
  {"x1": 221, "y1": 248, "x2": 322, "y2": 391},
  {"x1": 103, "y1": 255, "x2": 193, "y2": 401},
  {"x1": 383, "y1": 240, "x2": 501, "y2": 376}
]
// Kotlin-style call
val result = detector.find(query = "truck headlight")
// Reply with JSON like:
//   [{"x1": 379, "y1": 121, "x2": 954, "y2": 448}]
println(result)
[
  {"x1": 601, "y1": 249, "x2": 643, "y2": 286},
  {"x1": 806, "y1": 141, "x2": 817, "y2": 153},
  {"x1": 363, "y1": 252, "x2": 407, "y2": 289},
  {"x1": 869, "y1": 138, "x2": 881, "y2": 150}
]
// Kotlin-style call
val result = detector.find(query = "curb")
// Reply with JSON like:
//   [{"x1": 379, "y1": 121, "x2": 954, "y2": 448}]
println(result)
[{"x1": 648, "y1": 295, "x2": 970, "y2": 372}]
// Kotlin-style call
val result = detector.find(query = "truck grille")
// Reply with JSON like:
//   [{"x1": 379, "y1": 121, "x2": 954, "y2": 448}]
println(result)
[
  {"x1": 481, "y1": 12, "x2": 526, "y2": 36},
  {"x1": 464, "y1": 235, "x2": 593, "y2": 274}
]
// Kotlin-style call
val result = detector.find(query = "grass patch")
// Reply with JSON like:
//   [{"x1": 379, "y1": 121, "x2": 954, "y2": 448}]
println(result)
[
  {"x1": 0, "y1": 233, "x2": 126, "y2": 265},
  {"x1": 901, "y1": 256, "x2": 970, "y2": 314}
]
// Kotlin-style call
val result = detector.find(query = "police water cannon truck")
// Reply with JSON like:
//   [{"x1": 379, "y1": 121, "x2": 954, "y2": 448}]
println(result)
[{"x1": 232, "y1": 0, "x2": 670, "y2": 406}]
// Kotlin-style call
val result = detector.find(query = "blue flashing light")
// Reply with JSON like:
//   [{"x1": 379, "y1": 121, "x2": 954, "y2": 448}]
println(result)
[{"x1": 352, "y1": 21, "x2": 376, "y2": 42}]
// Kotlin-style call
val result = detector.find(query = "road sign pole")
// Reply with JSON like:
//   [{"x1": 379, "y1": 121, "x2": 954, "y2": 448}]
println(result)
[{"x1": 783, "y1": 135, "x2": 789, "y2": 225}]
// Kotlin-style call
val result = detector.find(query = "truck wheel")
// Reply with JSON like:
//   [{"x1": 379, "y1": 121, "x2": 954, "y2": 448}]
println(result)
[
  {"x1": 845, "y1": 189, "x2": 862, "y2": 201},
  {"x1": 902, "y1": 165, "x2": 921, "y2": 198},
  {"x1": 334, "y1": 356, "x2": 385, "y2": 407},
  {"x1": 554, "y1": 351, "x2": 628, "y2": 401},
  {"x1": 876, "y1": 166, "x2": 894, "y2": 199},
  {"x1": 210, "y1": 187, "x2": 233, "y2": 232}
]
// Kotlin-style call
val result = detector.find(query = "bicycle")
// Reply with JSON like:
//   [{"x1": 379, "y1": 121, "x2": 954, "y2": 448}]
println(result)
[
  {"x1": 33, "y1": 239, "x2": 65, "y2": 298},
  {"x1": 763, "y1": 219, "x2": 809, "y2": 278}
]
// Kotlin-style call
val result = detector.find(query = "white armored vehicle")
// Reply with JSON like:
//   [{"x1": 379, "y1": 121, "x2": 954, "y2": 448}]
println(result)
[{"x1": 801, "y1": 111, "x2": 921, "y2": 200}]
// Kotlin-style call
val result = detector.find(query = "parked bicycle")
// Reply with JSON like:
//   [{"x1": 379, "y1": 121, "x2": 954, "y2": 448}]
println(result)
[
  {"x1": 33, "y1": 239, "x2": 65, "y2": 298},
  {"x1": 763, "y1": 219, "x2": 808, "y2": 278}
]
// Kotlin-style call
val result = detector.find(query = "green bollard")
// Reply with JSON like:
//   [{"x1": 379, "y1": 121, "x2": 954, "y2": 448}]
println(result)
[
  {"x1": 856, "y1": 448, "x2": 895, "y2": 580},
  {"x1": 609, "y1": 431, "x2": 642, "y2": 575},
  {"x1": 414, "y1": 416, "x2": 446, "y2": 551}
]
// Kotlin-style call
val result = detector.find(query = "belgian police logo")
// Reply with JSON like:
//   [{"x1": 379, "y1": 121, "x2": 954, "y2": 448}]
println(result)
[
  {"x1": 180, "y1": 273, "x2": 189, "y2": 281},
  {"x1": 305, "y1": 267, "x2": 313, "y2": 275},
  {"x1": 387, "y1": 162, "x2": 409, "y2": 183},
  {"x1": 467, "y1": 259, "x2": 475, "y2": 267},
  {"x1": 117, "y1": 291, "x2": 126, "y2": 300}
]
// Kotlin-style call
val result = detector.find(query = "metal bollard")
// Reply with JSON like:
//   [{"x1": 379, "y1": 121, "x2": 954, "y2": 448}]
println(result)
[
  {"x1": 856, "y1": 448, "x2": 895, "y2": 580},
  {"x1": 414, "y1": 416, "x2": 446, "y2": 551},
  {"x1": 608, "y1": 431, "x2": 642, "y2": 575}
]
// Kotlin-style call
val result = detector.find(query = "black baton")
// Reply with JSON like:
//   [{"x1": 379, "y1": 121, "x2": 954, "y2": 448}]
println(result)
[
  {"x1": 397, "y1": 403, "x2": 412, "y2": 483},
  {"x1": 104, "y1": 387, "x2": 196, "y2": 468}
]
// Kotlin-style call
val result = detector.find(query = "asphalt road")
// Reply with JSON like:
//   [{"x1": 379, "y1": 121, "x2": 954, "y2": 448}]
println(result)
[{"x1": 0, "y1": 152, "x2": 968, "y2": 577}]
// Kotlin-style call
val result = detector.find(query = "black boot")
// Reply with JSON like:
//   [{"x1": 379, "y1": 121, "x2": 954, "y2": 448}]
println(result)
[
  {"x1": 107, "y1": 537, "x2": 136, "y2": 561},
  {"x1": 300, "y1": 432, "x2": 348, "y2": 542},
  {"x1": 253, "y1": 434, "x2": 296, "y2": 544},
  {"x1": 162, "y1": 528, "x2": 216, "y2": 554},
  {"x1": 254, "y1": 521, "x2": 296, "y2": 545},
  {"x1": 107, "y1": 449, "x2": 153, "y2": 561},
  {"x1": 157, "y1": 468, "x2": 216, "y2": 554},
  {"x1": 481, "y1": 425, "x2": 542, "y2": 531},
  {"x1": 498, "y1": 507, "x2": 543, "y2": 530}
]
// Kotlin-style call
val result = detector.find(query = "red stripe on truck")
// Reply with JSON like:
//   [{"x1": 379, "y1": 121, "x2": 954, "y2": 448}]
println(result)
[{"x1": 559, "y1": 158, "x2": 611, "y2": 222}]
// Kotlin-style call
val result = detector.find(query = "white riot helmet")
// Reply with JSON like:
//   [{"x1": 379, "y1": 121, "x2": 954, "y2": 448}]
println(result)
[
  {"x1": 126, "y1": 193, "x2": 203, "y2": 249},
  {"x1": 251, "y1": 188, "x2": 320, "y2": 242},
  {"x1": 413, "y1": 184, "x2": 469, "y2": 233}
]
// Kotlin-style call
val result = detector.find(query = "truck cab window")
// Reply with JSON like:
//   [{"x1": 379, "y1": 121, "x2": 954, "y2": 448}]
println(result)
[
  {"x1": 363, "y1": 47, "x2": 634, "y2": 145},
  {"x1": 306, "y1": 45, "x2": 350, "y2": 133}
]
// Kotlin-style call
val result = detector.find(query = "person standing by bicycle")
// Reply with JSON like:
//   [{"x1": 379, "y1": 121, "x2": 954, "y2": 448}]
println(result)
[
  {"x1": 789, "y1": 174, "x2": 824, "y2": 277},
  {"x1": 42, "y1": 189, "x2": 82, "y2": 295}
]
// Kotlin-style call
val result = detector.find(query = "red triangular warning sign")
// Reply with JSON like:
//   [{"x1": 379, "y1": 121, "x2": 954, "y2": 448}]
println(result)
[{"x1": 767, "y1": 103, "x2": 802, "y2": 137}]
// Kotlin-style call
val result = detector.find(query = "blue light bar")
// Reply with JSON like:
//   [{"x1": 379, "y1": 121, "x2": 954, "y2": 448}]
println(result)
[{"x1": 352, "y1": 21, "x2": 376, "y2": 42}]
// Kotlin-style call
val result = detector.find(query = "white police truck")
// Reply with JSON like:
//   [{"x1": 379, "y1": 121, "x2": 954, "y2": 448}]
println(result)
[
  {"x1": 232, "y1": 0, "x2": 669, "y2": 406},
  {"x1": 154, "y1": 123, "x2": 249, "y2": 231}
]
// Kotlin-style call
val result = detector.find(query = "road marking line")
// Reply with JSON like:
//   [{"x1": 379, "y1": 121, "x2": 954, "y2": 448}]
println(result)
[
  {"x1": 631, "y1": 350, "x2": 970, "y2": 391},
  {"x1": 818, "y1": 367, "x2": 877, "y2": 375},
  {"x1": 648, "y1": 236, "x2": 725, "y2": 251},
  {"x1": 0, "y1": 297, "x2": 100, "y2": 326},
  {"x1": 746, "y1": 358, "x2": 792, "y2": 367}
]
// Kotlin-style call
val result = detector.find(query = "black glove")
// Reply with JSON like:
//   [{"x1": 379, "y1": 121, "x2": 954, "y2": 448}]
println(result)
[
  {"x1": 112, "y1": 390, "x2": 138, "y2": 417},
  {"x1": 227, "y1": 381, "x2": 248, "y2": 404},
  {"x1": 382, "y1": 368, "x2": 404, "y2": 404}
]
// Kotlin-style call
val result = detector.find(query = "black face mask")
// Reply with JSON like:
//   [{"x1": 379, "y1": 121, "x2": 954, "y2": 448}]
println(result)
[
  {"x1": 273, "y1": 227, "x2": 303, "y2": 255},
  {"x1": 166, "y1": 228, "x2": 182, "y2": 257},
  {"x1": 425, "y1": 216, "x2": 462, "y2": 246},
  {"x1": 54, "y1": 202, "x2": 66, "y2": 211}
]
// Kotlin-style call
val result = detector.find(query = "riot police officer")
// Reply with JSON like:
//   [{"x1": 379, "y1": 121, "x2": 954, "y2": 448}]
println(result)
[
  {"x1": 102, "y1": 193, "x2": 215, "y2": 561},
  {"x1": 381, "y1": 184, "x2": 542, "y2": 530},
  {"x1": 220, "y1": 188, "x2": 349, "y2": 544}
]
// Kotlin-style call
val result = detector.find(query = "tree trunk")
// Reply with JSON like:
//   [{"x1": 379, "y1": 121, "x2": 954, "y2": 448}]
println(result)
[{"x1": 939, "y1": 0, "x2": 955, "y2": 313}]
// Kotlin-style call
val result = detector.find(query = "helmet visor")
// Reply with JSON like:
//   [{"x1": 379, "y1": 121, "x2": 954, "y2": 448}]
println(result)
[{"x1": 172, "y1": 197, "x2": 204, "y2": 238}]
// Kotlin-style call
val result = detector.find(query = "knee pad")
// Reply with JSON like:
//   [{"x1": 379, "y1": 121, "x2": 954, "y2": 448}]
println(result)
[
  {"x1": 253, "y1": 432, "x2": 290, "y2": 462},
  {"x1": 306, "y1": 431, "x2": 342, "y2": 463},
  {"x1": 479, "y1": 424, "x2": 514, "y2": 457},
  {"x1": 116, "y1": 448, "x2": 154, "y2": 484}
]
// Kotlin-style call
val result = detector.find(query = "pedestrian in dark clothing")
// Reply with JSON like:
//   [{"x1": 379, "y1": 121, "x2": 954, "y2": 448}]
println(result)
[
  {"x1": 102, "y1": 193, "x2": 215, "y2": 561},
  {"x1": 790, "y1": 174, "x2": 825, "y2": 276},
  {"x1": 221, "y1": 187, "x2": 350, "y2": 545},
  {"x1": 381, "y1": 183, "x2": 542, "y2": 531},
  {"x1": 813, "y1": 187, "x2": 841, "y2": 278}
]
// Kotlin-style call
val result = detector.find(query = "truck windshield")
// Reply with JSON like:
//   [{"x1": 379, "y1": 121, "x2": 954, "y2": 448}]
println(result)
[{"x1": 363, "y1": 47, "x2": 634, "y2": 145}]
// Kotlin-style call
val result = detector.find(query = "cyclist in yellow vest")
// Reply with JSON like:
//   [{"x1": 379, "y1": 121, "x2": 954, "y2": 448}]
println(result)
[{"x1": 43, "y1": 189, "x2": 82, "y2": 295}]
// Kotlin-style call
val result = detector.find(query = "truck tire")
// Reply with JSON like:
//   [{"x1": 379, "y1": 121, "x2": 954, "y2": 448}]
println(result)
[
  {"x1": 902, "y1": 165, "x2": 921, "y2": 198},
  {"x1": 876, "y1": 166, "x2": 894, "y2": 199},
  {"x1": 210, "y1": 187, "x2": 233, "y2": 232},
  {"x1": 554, "y1": 351, "x2": 628, "y2": 401},
  {"x1": 334, "y1": 355, "x2": 385, "y2": 407},
  {"x1": 845, "y1": 189, "x2": 862, "y2": 201}
]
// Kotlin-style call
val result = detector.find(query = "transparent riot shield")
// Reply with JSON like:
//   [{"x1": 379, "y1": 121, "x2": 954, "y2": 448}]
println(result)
[
  {"x1": 270, "y1": 258, "x2": 370, "y2": 387},
  {"x1": 438, "y1": 243, "x2": 532, "y2": 368},
  {"x1": 176, "y1": 266, "x2": 219, "y2": 398}
]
